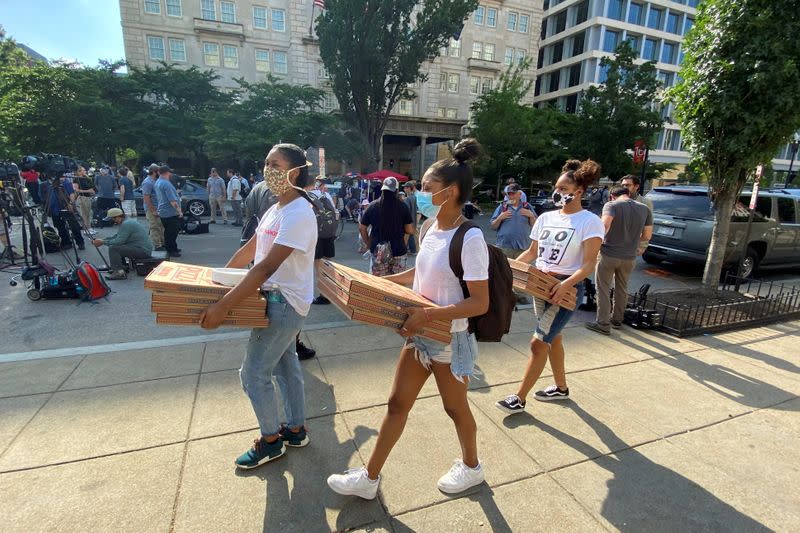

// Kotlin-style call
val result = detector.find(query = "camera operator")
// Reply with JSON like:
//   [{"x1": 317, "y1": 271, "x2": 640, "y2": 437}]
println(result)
[
  {"x1": 41, "y1": 172, "x2": 85, "y2": 250},
  {"x1": 92, "y1": 208, "x2": 153, "y2": 280},
  {"x1": 21, "y1": 167, "x2": 41, "y2": 205}
]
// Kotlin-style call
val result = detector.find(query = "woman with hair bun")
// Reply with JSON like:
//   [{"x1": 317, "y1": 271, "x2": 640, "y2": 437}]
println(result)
[
  {"x1": 496, "y1": 159, "x2": 604, "y2": 414},
  {"x1": 328, "y1": 138, "x2": 491, "y2": 499}
]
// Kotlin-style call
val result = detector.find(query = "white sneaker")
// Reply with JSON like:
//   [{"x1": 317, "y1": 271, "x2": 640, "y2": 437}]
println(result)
[
  {"x1": 327, "y1": 467, "x2": 380, "y2": 499},
  {"x1": 437, "y1": 459, "x2": 485, "y2": 494}
]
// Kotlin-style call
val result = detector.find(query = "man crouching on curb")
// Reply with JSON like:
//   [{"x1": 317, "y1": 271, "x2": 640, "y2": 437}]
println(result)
[{"x1": 92, "y1": 208, "x2": 153, "y2": 280}]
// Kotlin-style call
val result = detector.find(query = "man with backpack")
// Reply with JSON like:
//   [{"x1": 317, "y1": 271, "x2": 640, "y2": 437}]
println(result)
[
  {"x1": 490, "y1": 183, "x2": 536, "y2": 259},
  {"x1": 308, "y1": 181, "x2": 338, "y2": 304},
  {"x1": 227, "y1": 169, "x2": 244, "y2": 226}
]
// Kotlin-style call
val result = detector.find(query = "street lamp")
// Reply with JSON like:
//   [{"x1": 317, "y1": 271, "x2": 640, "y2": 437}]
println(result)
[{"x1": 784, "y1": 134, "x2": 800, "y2": 187}]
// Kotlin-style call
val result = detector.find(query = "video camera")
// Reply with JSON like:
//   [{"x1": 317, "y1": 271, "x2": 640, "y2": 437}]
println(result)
[{"x1": 20, "y1": 153, "x2": 85, "y2": 178}]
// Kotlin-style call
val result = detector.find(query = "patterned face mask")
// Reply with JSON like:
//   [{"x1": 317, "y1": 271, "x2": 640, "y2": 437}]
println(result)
[
  {"x1": 263, "y1": 163, "x2": 311, "y2": 196},
  {"x1": 552, "y1": 191, "x2": 575, "y2": 207}
]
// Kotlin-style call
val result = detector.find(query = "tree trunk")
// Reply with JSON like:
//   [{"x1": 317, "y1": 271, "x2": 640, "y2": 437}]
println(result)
[{"x1": 702, "y1": 186, "x2": 737, "y2": 288}]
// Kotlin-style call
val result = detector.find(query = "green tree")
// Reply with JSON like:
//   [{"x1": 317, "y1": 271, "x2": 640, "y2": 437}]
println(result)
[
  {"x1": 470, "y1": 59, "x2": 574, "y2": 194},
  {"x1": 670, "y1": 0, "x2": 800, "y2": 287},
  {"x1": 317, "y1": 0, "x2": 478, "y2": 170},
  {"x1": 570, "y1": 40, "x2": 663, "y2": 180}
]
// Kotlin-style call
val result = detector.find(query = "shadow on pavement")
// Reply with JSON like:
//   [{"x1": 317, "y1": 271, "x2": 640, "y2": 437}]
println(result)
[{"x1": 503, "y1": 403, "x2": 770, "y2": 531}]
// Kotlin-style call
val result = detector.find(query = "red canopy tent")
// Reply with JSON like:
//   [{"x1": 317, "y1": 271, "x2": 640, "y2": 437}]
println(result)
[{"x1": 362, "y1": 169, "x2": 409, "y2": 182}]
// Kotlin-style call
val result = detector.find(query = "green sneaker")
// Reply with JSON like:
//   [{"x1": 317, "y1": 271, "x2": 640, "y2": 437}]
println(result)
[
  {"x1": 279, "y1": 425, "x2": 310, "y2": 448},
  {"x1": 234, "y1": 437, "x2": 285, "y2": 469}
]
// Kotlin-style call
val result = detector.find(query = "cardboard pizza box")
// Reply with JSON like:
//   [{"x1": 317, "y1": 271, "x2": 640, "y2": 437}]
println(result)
[{"x1": 507, "y1": 258, "x2": 577, "y2": 309}]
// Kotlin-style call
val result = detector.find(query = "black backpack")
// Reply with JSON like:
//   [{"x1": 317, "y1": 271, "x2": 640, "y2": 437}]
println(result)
[
  {"x1": 421, "y1": 220, "x2": 515, "y2": 342},
  {"x1": 305, "y1": 192, "x2": 338, "y2": 240}
]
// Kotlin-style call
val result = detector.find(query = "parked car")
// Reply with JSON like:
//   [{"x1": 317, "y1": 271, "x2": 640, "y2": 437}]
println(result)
[
  {"x1": 91, "y1": 179, "x2": 209, "y2": 218},
  {"x1": 643, "y1": 186, "x2": 800, "y2": 278}
]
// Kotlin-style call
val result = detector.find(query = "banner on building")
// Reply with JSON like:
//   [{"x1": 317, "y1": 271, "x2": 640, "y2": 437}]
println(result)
[
  {"x1": 319, "y1": 147, "x2": 326, "y2": 178},
  {"x1": 633, "y1": 140, "x2": 647, "y2": 164}
]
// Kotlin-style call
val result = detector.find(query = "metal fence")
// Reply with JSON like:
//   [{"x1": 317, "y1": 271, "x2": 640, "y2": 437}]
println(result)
[{"x1": 629, "y1": 274, "x2": 800, "y2": 337}]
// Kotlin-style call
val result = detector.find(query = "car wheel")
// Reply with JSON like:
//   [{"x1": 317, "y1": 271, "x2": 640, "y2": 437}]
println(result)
[
  {"x1": 187, "y1": 200, "x2": 207, "y2": 217},
  {"x1": 27, "y1": 288, "x2": 42, "y2": 301},
  {"x1": 642, "y1": 251, "x2": 662, "y2": 265},
  {"x1": 739, "y1": 247, "x2": 760, "y2": 279}
]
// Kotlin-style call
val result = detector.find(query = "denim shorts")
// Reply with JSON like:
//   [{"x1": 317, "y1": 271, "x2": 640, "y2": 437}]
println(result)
[
  {"x1": 532, "y1": 280, "x2": 586, "y2": 344},
  {"x1": 406, "y1": 330, "x2": 478, "y2": 383}
]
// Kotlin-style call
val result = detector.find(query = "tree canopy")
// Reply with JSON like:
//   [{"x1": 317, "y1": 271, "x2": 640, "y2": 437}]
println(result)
[
  {"x1": 670, "y1": 0, "x2": 800, "y2": 286},
  {"x1": 317, "y1": 0, "x2": 478, "y2": 170}
]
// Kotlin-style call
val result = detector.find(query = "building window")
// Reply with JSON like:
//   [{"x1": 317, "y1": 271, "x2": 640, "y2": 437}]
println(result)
[
  {"x1": 397, "y1": 99, "x2": 413, "y2": 116},
  {"x1": 643, "y1": 38, "x2": 657, "y2": 60},
  {"x1": 572, "y1": 31, "x2": 585, "y2": 56},
  {"x1": 220, "y1": 1, "x2": 235, "y2": 23},
  {"x1": 565, "y1": 93, "x2": 578, "y2": 113},
  {"x1": 628, "y1": 2, "x2": 643, "y2": 25},
  {"x1": 469, "y1": 76, "x2": 480, "y2": 94},
  {"x1": 272, "y1": 9, "x2": 286, "y2": 31},
  {"x1": 201, "y1": 0, "x2": 215, "y2": 20},
  {"x1": 166, "y1": 0, "x2": 181, "y2": 17},
  {"x1": 439, "y1": 72, "x2": 447, "y2": 90},
  {"x1": 648, "y1": 8, "x2": 663, "y2": 30},
  {"x1": 504, "y1": 48, "x2": 514, "y2": 66},
  {"x1": 487, "y1": 8, "x2": 497, "y2": 28},
  {"x1": 144, "y1": 0, "x2": 160, "y2": 15},
  {"x1": 661, "y1": 42, "x2": 676, "y2": 64},
  {"x1": 449, "y1": 38, "x2": 461, "y2": 57},
  {"x1": 519, "y1": 14, "x2": 529, "y2": 33},
  {"x1": 481, "y1": 77, "x2": 493, "y2": 94},
  {"x1": 568, "y1": 63, "x2": 581, "y2": 86},
  {"x1": 255, "y1": 49, "x2": 269, "y2": 72},
  {"x1": 599, "y1": 64, "x2": 610, "y2": 83},
  {"x1": 666, "y1": 12, "x2": 680, "y2": 34},
  {"x1": 203, "y1": 42, "x2": 219, "y2": 66},
  {"x1": 445, "y1": 108, "x2": 457, "y2": 119},
  {"x1": 147, "y1": 36, "x2": 165, "y2": 60},
  {"x1": 554, "y1": 10, "x2": 567, "y2": 34},
  {"x1": 603, "y1": 30, "x2": 620, "y2": 52},
  {"x1": 436, "y1": 108, "x2": 446, "y2": 118},
  {"x1": 472, "y1": 42, "x2": 482, "y2": 59},
  {"x1": 552, "y1": 41, "x2": 563, "y2": 64},
  {"x1": 323, "y1": 93, "x2": 337, "y2": 111},
  {"x1": 608, "y1": 0, "x2": 624, "y2": 20},
  {"x1": 273, "y1": 51, "x2": 288, "y2": 73},
  {"x1": 549, "y1": 70, "x2": 560, "y2": 92},
  {"x1": 474, "y1": 6, "x2": 485, "y2": 25},
  {"x1": 534, "y1": 77, "x2": 542, "y2": 97},
  {"x1": 253, "y1": 6, "x2": 267, "y2": 28},
  {"x1": 483, "y1": 43, "x2": 495, "y2": 61},
  {"x1": 168, "y1": 38, "x2": 186, "y2": 61},
  {"x1": 448, "y1": 73, "x2": 459, "y2": 93},
  {"x1": 575, "y1": 0, "x2": 589, "y2": 25},
  {"x1": 223, "y1": 45, "x2": 238, "y2": 68},
  {"x1": 515, "y1": 49, "x2": 526, "y2": 64},
  {"x1": 684, "y1": 18, "x2": 694, "y2": 35},
  {"x1": 507, "y1": 12, "x2": 518, "y2": 31},
  {"x1": 626, "y1": 35, "x2": 641, "y2": 56}
]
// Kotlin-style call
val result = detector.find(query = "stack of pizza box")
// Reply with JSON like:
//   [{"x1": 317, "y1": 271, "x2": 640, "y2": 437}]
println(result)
[
  {"x1": 318, "y1": 260, "x2": 452, "y2": 343},
  {"x1": 144, "y1": 261, "x2": 268, "y2": 328},
  {"x1": 508, "y1": 258, "x2": 577, "y2": 310}
]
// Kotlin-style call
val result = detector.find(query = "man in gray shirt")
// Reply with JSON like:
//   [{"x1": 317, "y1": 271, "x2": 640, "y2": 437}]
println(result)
[
  {"x1": 94, "y1": 167, "x2": 117, "y2": 214},
  {"x1": 206, "y1": 168, "x2": 228, "y2": 224},
  {"x1": 586, "y1": 186, "x2": 653, "y2": 335}
]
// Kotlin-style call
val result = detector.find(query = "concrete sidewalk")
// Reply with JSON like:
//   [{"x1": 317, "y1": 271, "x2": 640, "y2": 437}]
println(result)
[{"x1": 1, "y1": 313, "x2": 798, "y2": 532}]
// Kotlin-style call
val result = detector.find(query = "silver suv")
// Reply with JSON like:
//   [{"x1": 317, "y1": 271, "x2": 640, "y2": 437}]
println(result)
[{"x1": 643, "y1": 186, "x2": 800, "y2": 278}]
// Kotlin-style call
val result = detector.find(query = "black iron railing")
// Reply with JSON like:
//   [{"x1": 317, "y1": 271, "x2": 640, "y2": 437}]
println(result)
[{"x1": 628, "y1": 274, "x2": 800, "y2": 337}]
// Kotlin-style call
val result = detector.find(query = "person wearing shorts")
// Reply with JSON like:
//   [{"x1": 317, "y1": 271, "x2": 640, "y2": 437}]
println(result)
[
  {"x1": 359, "y1": 177, "x2": 414, "y2": 277},
  {"x1": 327, "y1": 139, "x2": 490, "y2": 499},
  {"x1": 496, "y1": 159, "x2": 604, "y2": 414}
]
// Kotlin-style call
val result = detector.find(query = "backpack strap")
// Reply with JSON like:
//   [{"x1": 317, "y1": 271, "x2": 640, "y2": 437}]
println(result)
[
  {"x1": 448, "y1": 221, "x2": 480, "y2": 282},
  {"x1": 418, "y1": 218, "x2": 436, "y2": 243}
]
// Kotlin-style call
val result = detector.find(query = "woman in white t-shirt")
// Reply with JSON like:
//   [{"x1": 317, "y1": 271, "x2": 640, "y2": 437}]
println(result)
[
  {"x1": 496, "y1": 159, "x2": 604, "y2": 414},
  {"x1": 327, "y1": 139, "x2": 491, "y2": 499},
  {"x1": 200, "y1": 144, "x2": 318, "y2": 470}
]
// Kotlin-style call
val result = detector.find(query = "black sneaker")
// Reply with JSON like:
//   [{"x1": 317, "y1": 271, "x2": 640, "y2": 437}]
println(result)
[
  {"x1": 296, "y1": 340, "x2": 316, "y2": 360},
  {"x1": 611, "y1": 321, "x2": 623, "y2": 329},
  {"x1": 534, "y1": 385, "x2": 570, "y2": 402},
  {"x1": 585, "y1": 321, "x2": 611, "y2": 335},
  {"x1": 313, "y1": 295, "x2": 331, "y2": 305},
  {"x1": 495, "y1": 394, "x2": 526, "y2": 415},
  {"x1": 279, "y1": 425, "x2": 310, "y2": 447},
  {"x1": 234, "y1": 437, "x2": 285, "y2": 469}
]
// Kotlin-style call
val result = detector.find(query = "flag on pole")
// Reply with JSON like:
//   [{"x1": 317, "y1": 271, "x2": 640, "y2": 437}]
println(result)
[{"x1": 314, "y1": 0, "x2": 326, "y2": 8}]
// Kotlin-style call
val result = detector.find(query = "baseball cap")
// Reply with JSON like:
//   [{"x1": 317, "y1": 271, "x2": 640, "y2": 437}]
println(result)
[
  {"x1": 382, "y1": 177, "x2": 399, "y2": 192},
  {"x1": 147, "y1": 163, "x2": 159, "y2": 172},
  {"x1": 104, "y1": 208, "x2": 124, "y2": 220},
  {"x1": 361, "y1": 199, "x2": 369, "y2": 206},
  {"x1": 158, "y1": 165, "x2": 172, "y2": 174},
  {"x1": 505, "y1": 183, "x2": 521, "y2": 193}
]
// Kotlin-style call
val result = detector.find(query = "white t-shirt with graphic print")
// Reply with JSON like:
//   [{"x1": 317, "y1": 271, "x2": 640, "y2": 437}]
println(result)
[
  {"x1": 254, "y1": 197, "x2": 318, "y2": 316},
  {"x1": 530, "y1": 209, "x2": 604, "y2": 276},
  {"x1": 414, "y1": 224, "x2": 489, "y2": 332}
]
